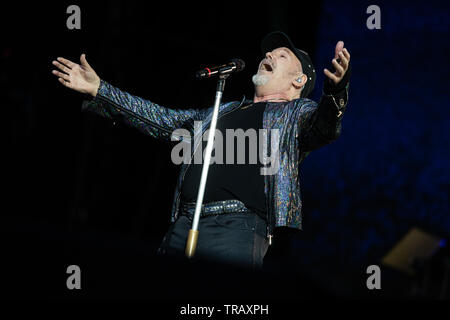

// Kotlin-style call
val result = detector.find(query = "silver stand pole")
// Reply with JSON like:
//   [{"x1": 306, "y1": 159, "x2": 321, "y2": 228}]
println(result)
[{"x1": 185, "y1": 74, "x2": 229, "y2": 258}]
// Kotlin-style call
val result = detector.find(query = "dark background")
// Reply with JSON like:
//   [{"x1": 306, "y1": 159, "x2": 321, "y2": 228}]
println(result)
[{"x1": 2, "y1": 0, "x2": 450, "y2": 303}]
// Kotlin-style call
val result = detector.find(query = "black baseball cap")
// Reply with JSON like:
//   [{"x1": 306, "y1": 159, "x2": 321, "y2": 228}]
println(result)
[{"x1": 261, "y1": 31, "x2": 316, "y2": 98}]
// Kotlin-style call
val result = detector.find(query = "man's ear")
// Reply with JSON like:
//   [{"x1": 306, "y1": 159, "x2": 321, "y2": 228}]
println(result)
[{"x1": 292, "y1": 74, "x2": 307, "y2": 89}]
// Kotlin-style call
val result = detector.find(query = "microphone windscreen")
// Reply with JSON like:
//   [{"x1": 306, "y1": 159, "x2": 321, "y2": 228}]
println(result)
[{"x1": 231, "y1": 58, "x2": 245, "y2": 72}]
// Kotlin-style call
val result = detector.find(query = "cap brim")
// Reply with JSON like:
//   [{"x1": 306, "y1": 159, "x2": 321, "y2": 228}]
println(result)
[{"x1": 261, "y1": 31, "x2": 298, "y2": 58}]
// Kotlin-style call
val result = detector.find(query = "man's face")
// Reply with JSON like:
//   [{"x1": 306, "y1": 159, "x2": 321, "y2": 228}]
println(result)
[{"x1": 253, "y1": 47, "x2": 302, "y2": 92}]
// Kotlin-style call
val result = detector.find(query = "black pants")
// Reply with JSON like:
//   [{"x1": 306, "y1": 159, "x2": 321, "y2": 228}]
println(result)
[{"x1": 157, "y1": 212, "x2": 270, "y2": 269}]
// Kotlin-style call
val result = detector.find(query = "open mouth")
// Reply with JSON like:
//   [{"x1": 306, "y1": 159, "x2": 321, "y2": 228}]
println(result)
[
  {"x1": 260, "y1": 60, "x2": 274, "y2": 72},
  {"x1": 262, "y1": 64, "x2": 273, "y2": 72}
]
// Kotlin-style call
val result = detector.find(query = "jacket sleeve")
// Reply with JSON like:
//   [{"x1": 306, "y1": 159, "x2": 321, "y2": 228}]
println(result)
[
  {"x1": 81, "y1": 79, "x2": 206, "y2": 142},
  {"x1": 299, "y1": 64, "x2": 351, "y2": 152}
]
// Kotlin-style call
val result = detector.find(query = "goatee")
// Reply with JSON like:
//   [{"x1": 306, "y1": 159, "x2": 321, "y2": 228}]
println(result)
[{"x1": 252, "y1": 74, "x2": 269, "y2": 86}]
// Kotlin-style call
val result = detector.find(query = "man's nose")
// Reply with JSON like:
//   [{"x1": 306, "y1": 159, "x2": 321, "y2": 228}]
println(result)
[{"x1": 265, "y1": 52, "x2": 273, "y2": 60}]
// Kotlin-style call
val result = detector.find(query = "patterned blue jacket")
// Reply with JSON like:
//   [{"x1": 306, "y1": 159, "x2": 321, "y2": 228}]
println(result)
[{"x1": 82, "y1": 79, "x2": 349, "y2": 239}]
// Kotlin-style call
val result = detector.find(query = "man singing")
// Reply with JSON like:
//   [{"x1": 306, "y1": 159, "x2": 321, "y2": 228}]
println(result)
[{"x1": 51, "y1": 31, "x2": 351, "y2": 269}]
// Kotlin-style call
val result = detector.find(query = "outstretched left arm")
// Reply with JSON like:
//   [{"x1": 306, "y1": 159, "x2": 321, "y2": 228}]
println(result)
[{"x1": 300, "y1": 41, "x2": 351, "y2": 152}]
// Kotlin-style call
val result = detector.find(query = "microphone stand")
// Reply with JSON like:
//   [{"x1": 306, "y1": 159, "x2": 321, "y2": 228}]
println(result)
[{"x1": 185, "y1": 73, "x2": 230, "y2": 258}]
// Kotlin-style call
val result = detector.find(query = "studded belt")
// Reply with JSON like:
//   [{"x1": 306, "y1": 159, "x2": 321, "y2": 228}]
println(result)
[{"x1": 180, "y1": 199, "x2": 252, "y2": 219}]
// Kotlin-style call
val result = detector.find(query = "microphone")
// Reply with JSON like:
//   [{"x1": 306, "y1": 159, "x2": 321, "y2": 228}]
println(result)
[{"x1": 196, "y1": 59, "x2": 245, "y2": 79}]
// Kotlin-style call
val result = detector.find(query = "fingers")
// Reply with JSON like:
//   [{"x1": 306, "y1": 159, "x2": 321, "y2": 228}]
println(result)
[
  {"x1": 51, "y1": 57, "x2": 76, "y2": 88},
  {"x1": 52, "y1": 60, "x2": 72, "y2": 74},
  {"x1": 80, "y1": 53, "x2": 92, "y2": 70},
  {"x1": 58, "y1": 77, "x2": 71, "y2": 87},
  {"x1": 324, "y1": 68, "x2": 339, "y2": 83},
  {"x1": 342, "y1": 48, "x2": 351, "y2": 62},
  {"x1": 327, "y1": 43, "x2": 350, "y2": 84},
  {"x1": 52, "y1": 70, "x2": 70, "y2": 81},
  {"x1": 338, "y1": 51, "x2": 349, "y2": 70},
  {"x1": 334, "y1": 41, "x2": 344, "y2": 59},
  {"x1": 56, "y1": 57, "x2": 76, "y2": 69},
  {"x1": 332, "y1": 58, "x2": 344, "y2": 75}
]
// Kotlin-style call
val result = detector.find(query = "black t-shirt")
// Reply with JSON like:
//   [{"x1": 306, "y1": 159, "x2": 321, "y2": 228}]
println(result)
[{"x1": 181, "y1": 102, "x2": 267, "y2": 220}]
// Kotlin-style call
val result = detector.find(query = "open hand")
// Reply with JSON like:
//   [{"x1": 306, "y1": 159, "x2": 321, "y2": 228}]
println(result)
[
  {"x1": 324, "y1": 41, "x2": 351, "y2": 84},
  {"x1": 52, "y1": 54, "x2": 100, "y2": 97}
]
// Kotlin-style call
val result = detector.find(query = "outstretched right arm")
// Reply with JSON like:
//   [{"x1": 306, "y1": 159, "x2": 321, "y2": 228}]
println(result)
[{"x1": 52, "y1": 54, "x2": 204, "y2": 141}]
